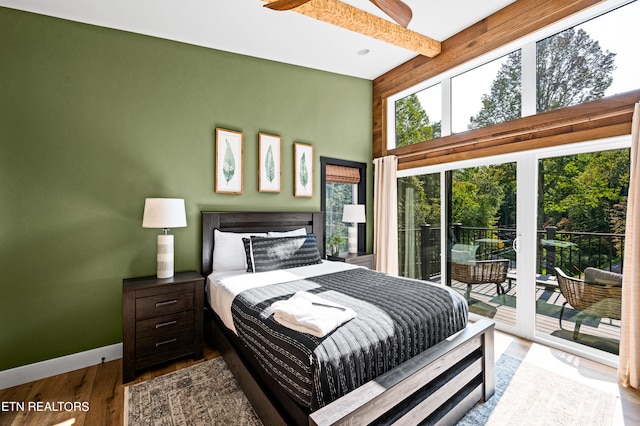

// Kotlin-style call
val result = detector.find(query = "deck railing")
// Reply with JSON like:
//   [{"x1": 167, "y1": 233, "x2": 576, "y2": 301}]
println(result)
[{"x1": 399, "y1": 224, "x2": 625, "y2": 280}]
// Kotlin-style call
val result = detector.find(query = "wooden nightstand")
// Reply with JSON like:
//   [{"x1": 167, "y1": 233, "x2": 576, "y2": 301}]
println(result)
[
  {"x1": 122, "y1": 270, "x2": 204, "y2": 383},
  {"x1": 327, "y1": 252, "x2": 376, "y2": 269}
]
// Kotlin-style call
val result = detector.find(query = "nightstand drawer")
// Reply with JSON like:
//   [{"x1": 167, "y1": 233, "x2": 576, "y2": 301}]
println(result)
[
  {"x1": 136, "y1": 329, "x2": 194, "y2": 358},
  {"x1": 136, "y1": 290, "x2": 194, "y2": 318},
  {"x1": 136, "y1": 310, "x2": 194, "y2": 339}
]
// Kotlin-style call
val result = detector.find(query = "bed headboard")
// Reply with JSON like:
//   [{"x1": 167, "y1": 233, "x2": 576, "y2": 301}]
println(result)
[{"x1": 201, "y1": 211, "x2": 325, "y2": 277}]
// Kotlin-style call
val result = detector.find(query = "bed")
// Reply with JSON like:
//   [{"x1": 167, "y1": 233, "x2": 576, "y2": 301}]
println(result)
[{"x1": 201, "y1": 211, "x2": 494, "y2": 425}]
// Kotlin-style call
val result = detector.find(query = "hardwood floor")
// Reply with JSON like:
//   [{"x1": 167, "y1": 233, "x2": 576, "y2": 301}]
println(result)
[
  {"x1": 1, "y1": 332, "x2": 639, "y2": 425},
  {"x1": 0, "y1": 344, "x2": 220, "y2": 426}
]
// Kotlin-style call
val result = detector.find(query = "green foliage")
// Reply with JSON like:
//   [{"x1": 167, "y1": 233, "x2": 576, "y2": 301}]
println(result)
[
  {"x1": 536, "y1": 28, "x2": 615, "y2": 113},
  {"x1": 539, "y1": 149, "x2": 629, "y2": 232},
  {"x1": 459, "y1": 25, "x2": 621, "y2": 232},
  {"x1": 469, "y1": 27, "x2": 615, "y2": 129},
  {"x1": 452, "y1": 166, "x2": 507, "y2": 228},
  {"x1": 395, "y1": 94, "x2": 441, "y2": 147},
  {"x1": 469, "y1": 51, "x2": 522, "y2": 129},
  {"x1": 328, "y1": 234, "x2": 347, "y2": 246},
  {"x1": 396, "y1": 24, "x2": 626, "y2": 277},
  {"x1": 326, "y1": 183, "x2": 353, "y2": 252},
  {"x1": 222, "y1": 140, "x2": 235, "y2": 184},
  {"x1": 398, "y1": 174, "x2": 440, "y2": 228}
]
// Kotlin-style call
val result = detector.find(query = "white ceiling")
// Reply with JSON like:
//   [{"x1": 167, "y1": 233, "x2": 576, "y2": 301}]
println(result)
[{"x1": 1, "y1": 0, "x2": 516, "y2": 79}]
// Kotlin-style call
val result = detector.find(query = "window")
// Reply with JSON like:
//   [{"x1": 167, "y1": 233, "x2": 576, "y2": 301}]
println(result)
[
  {"x1": 537, "y1": 1, "x2": 639, "y2": 113},
  {"x1": 395, "y1": 83, "x2": 442, "y2": 147},
  {"x1": 451, "y1": 51, "x2": 521, "y2": 133},
  {"x1": 386, "y1": 0, "x2": 639, "y2": 148},
  {"x1": 321, "y1": 158, "x2": 367, "y2": 255}
]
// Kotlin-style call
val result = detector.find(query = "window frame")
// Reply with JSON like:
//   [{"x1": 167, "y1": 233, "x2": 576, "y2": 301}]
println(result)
[
  {"x1": 320, "y1": 157, "x2": 367, "y2": 253},
  {"x1": 385, "y1": 0, "x2": 636, "y2": 150}
]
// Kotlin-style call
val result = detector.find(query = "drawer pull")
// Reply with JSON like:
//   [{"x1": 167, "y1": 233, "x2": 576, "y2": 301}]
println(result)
[
  {"x1": 155, "y1": 299, "x2": 178, "y2": 307},
  {"x1": 156, "y1": 320, "x2": 178, "y2": 329},
  {"x1": 155, "y1": 338, "x2": 178, "y2": 347}
]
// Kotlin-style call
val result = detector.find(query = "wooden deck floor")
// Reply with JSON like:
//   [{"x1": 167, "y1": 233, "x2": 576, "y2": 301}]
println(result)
[{"x1": 446, "y1": 278, "x2": 621, "y2": 355}]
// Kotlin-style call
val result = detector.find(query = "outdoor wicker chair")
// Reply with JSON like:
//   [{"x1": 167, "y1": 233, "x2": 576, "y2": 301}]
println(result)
[
  {"x1": 554, "y1": 267, "x2": 622, "y2": 340},
  {"x1": 451, "y1": 258, "x2": 510, "y2": 301}
]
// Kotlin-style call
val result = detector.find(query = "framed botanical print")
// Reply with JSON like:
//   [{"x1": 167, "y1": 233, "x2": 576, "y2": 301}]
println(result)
[
  {"x1": 294, "y1": 142, "x2": 313, "y2": 197},
  {"x1": 258, "y1": 133, "x2": 282, "y2": 193},
  {"x1": 215, "y1": 128, "x2": 244, "y2": 194}
]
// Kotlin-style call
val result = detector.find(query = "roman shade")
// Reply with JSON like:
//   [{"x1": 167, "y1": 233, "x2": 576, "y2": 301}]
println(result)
[{"x1": 326, "y1": 164, "x2": 360, "y2": 184}]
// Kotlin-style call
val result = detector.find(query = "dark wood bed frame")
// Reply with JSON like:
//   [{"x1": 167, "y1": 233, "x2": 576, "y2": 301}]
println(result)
[{"x1": 201, "y1": 211, "x2": 495, "y2": 425}]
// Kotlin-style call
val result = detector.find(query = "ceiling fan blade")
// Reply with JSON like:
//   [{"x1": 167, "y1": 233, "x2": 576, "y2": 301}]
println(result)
[
  {"x1": 369, "y1": 0, "x2": 412, "y2": 28},
  {"x1": 264, "y1": 0, "x2": 312, "y2": 11}
]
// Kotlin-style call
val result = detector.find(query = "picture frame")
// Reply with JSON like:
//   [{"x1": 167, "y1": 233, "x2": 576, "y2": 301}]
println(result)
[
  {"x1": 294, "y1": 142, "x2": 313, "y2": 197},
  {"x1": 215, "y1": 128, "x2": 244, "y2": 194},
  {"x1": 258, "y1": 133, "x2": 282, "y2": 193}
]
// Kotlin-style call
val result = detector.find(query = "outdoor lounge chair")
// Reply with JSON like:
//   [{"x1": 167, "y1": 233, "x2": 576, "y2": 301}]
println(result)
[
  {"x1": 451, "y1": 244, "x2": 509, "y2": 300},
  {"x1": 554, "y1": 267, "x2": 622, "y2": 340}
]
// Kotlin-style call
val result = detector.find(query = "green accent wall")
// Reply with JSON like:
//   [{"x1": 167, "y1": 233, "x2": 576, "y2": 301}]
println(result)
[{"x1": 0, "y1": 7, "x2": 372, "y2": 371}]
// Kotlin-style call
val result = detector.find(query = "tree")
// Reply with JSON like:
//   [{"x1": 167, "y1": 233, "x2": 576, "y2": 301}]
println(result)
[
  {"x1": 468, "y1": 51, "x2": 522, "y2": 129},
  {"x1": 540, "y1": 150, "x2": 629, "y2": 233},
  {"x1": 536, "y1": 28, "x2": 615, "y2": 113},
  {"x1": 452, "y1": 166, "x2": 505, "y2": 228},
  {"x1": 394, "y1": 95, "x2": 446, "y2": 230},
  {"x1": 395, "y1": 94, "x2": 441, "y2": 147},
  {"x1": 469, "y1": 27, "x2": 616, "y2": 129},
  {"x1": 469, "y1": 26, "x2": 620, "y2": 235},
  {"x1": 326, "y1": 182, "x2": 353, "y2": 252}
]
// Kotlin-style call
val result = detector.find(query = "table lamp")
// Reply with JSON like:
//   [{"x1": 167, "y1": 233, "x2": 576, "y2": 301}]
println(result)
[
  {"x1": 342, "y1": 204, "x2": 366, "y2": 254},
  {"x1": 142, "y1": 198, "x2": 187, "y2": 278}
]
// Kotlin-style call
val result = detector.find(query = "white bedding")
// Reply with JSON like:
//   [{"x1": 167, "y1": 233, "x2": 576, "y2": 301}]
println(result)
[{"x1": 206, "y1": 260, "x2": 359, "y2": 334}]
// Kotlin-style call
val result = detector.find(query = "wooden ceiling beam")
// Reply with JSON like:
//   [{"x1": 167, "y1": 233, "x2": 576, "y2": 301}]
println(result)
[{"x1": 263, "y1": 0, "x2": 441, "y2": 57}]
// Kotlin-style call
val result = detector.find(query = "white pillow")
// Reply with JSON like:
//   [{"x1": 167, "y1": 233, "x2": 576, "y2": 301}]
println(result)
[
  {"x1": 213, "y1": 229, "x2": 266, "y2": 271},
  {"x1": 267, "y1": 227, "x2": 307, "y2": 237}
]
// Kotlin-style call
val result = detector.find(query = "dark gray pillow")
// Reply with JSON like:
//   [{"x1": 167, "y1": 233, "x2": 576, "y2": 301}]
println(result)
[{"x1": 242, "y1": 234, "x2": 322, "y2": 273}]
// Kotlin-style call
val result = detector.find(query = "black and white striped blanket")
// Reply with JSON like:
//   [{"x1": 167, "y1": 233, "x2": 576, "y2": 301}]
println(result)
[{"x1": 231, "y1": 267, "x2": 468, "y2": 411}]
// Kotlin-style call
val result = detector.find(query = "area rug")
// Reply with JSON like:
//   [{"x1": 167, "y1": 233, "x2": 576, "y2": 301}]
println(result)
[
  {"x1": 458, "y1": 354, "x2": 618, "y2": 426},
  {"x1": 124, "y1": 357, "x2": 262, "y2": 426},
  {"x1": 125, "y1": 353, "x2": 617, "y2": 425},
  {"x1": 457, "y1": 353, "x2": 521, "y2": 425}
]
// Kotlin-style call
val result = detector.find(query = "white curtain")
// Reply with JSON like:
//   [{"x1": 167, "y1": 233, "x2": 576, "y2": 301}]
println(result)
[
  {"x1": 373, "y1": 155, "x2": 398, "y2": 275},
  {"x1": 404, "y1": 187, "x2": 416, "y2": 278},
  {"x1": 619, "y1": 102, "x2": 640, "y2": 389}
]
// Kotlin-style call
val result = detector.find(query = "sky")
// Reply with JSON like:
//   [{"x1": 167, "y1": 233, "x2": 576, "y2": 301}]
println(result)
[{"x1": 412, "y1": 0, "x2": 639, "y2": 135}]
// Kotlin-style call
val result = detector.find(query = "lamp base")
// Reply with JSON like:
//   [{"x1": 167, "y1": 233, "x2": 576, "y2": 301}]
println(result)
[
  {"x1": 157, "y1": 234, "x2": 174, "y2": 278},
  {"x1": 348, "y1": 226, "x2": 358, "y2": 254}
]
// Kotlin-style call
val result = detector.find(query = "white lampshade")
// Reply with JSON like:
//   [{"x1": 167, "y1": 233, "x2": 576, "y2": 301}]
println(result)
[
  {"x1": 142, "y1": 198, "x2": 187, "y2": 229},
  {"x1": 342, "y1": 204, "x2": 366, "y2": 224},
  {"x1": 343, "y1": 204, "x2": 365, "y2": 254},
  {"x1": 142, "y1": 198, "x2": 186, "y2": 279}
]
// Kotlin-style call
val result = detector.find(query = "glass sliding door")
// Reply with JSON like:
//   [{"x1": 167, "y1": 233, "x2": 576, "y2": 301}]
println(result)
[
  {"x1": 397, "y1": 159, "x2": 518, "y2": 329},
  {"x1": 398, "y1": 173, "x2": 441, "y2": 281},
  {"x1": 446, "y1": 163, "x2": 517, "y2": 327},
  {"x1": 534, "y1": 147, "x2": 629, "y2": 356},
  {"x1": 396, "y1": 137, "x2": 629, "y2": 363}
]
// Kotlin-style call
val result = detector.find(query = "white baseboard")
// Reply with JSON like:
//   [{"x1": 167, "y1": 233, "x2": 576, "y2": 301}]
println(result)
[{"x1": 0, "y1": 343, "x2": 123, "y2": 390}]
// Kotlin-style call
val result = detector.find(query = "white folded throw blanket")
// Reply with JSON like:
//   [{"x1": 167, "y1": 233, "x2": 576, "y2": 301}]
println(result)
[{"x1": 269, "y1": 291, "x2": 357, "y2": 337}]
